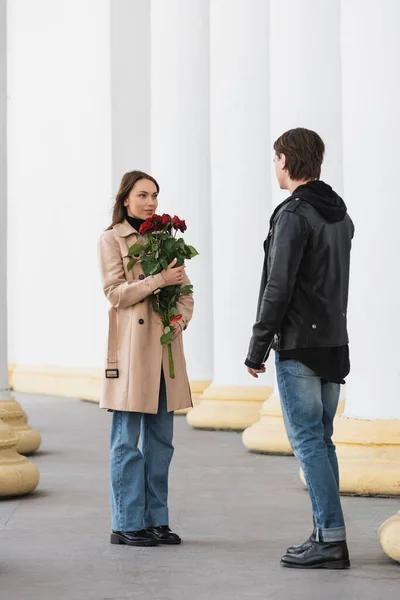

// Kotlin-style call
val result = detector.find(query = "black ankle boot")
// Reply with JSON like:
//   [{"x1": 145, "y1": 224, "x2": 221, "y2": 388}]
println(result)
[
  {"x1": 286, "y1": 527, "x2": 316, "y2": 554},
  {"x1": 281, "y1": 541, "x2": 350, "y2": 569}
]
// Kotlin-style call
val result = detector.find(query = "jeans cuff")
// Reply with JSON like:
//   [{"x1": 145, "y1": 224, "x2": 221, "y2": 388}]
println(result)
[
  {"x1": 317, "y1": 526, "x2": 346, "y2": 542},
  {"x1": 144, "y1": 507, "x2": 169, "y2": 529}
]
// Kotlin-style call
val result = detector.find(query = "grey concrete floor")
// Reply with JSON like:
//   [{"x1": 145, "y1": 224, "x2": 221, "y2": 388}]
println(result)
[{"x1": 0, "y1": 393, "x2": 399, "y2": 600}]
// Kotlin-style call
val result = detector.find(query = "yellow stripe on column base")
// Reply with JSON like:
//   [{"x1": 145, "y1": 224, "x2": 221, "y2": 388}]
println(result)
[
  {"x1": 242, "y1": 396, "x2": 345, "y2": 456},
  {"x1": 0, "y1": 411, "x2": 40, "y2": 497},
  {"x1": 379, "y1": 512, "x2": 400, "y2": 563},
  {"x1": 299, "y1": 415, "x2": 400, "y2": 496},
  {"x1": 10, "y1": 365, "x2": 103, "y2": 402},
  {"x1": 242, "y1": 392, "x2": 292, "y2": 455},
  {"x1": 186, "y1": 385, "x2": 273, "y2": 431},
  {"x1": 9, "y1": 364, "x2": 209, "y2": 418},
  {"x1": 174, "y1": 381, "x2": 212, "y2": 416}
]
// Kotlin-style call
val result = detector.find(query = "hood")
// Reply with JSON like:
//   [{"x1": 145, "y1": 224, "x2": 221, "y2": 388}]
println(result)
[{"x1": 292, "y1": 180, "x2": 347, "y2": 222}]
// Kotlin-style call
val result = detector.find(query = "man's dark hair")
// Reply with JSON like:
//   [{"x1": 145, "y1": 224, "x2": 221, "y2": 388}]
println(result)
[{"x1": 273, "y1": 127, "x2": 325, "y2": 181}]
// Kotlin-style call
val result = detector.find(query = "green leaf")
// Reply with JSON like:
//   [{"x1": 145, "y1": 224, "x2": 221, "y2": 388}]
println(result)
[
  {"x1": 161, "y1": 330, "x2": 174, "y2": 345},
  {"x1": 150, "y1": 263, "x2": 162, "y2": 275},
  {"x1": 175, "y1": 256, "x2": 185, "y2": 268},
  {"x1": 163, "y1": 238, "x2": 175, "y2": 255},
  {"x1": 180, "y1": 285, "x2": 193, "y2": 296},
  {"x1": 142, "y1": 259, "x2": 158, "y2": 276},
  {"x1": 187, "y1": 245, "x2": 199, "y2": 258},
  {"x1": 164, "y1": 326, "x2": 171, "y2": 334},
  {"x1": 127, "y1": 258, "x2": 137, "y2": 271},
  {"x1": 170, "y1": 307, "x2": 180, "y2": 316},
  {"x1": 128, "y1": 243, "x2": 143, "y2": 257}
]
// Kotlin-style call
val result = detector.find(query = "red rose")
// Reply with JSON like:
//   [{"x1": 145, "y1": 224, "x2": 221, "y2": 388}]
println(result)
[
  {"x1": 170, "y1": 314, "x2": 183, "y2": 323},
  {"x1": 139, "y1": 219, "x2": 155, "y2": 235},
  {"x1": 172, "y1": 216, "x2": 187, "y2": 233},
  {"x1": 161, "y1": 213, "x2": 172, "y2": 227},
  {"x1": 152, "y1": 214, "x2": 163, "y2": 227}
]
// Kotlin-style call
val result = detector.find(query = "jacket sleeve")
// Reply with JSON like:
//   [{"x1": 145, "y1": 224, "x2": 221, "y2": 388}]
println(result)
[
  {"x1": 176, "y1": 269, "x2": 194, "y2": 331},
  {"x1": 246, "y1": 210, "x2": 309, "y2": 368},
  {"x1": 98, "y1": 231, "x2": 166, "y2": 309}
]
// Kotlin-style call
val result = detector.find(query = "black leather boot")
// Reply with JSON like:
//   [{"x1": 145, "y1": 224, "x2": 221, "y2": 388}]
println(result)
[
  {"x1": 146, "y1": 526, "x2": 182, "y2": 545},
  {"x1": 281, "y1": 540, "x2": 350, "y2": 569},
  {"x1": 286, "y1": 527, "x2": 316, "y2": 554},
  {"x1": 110, "y1": 530, "x2": 159, "y2": 547}
]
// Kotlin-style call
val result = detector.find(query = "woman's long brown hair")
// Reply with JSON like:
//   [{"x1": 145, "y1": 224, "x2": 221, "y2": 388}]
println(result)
[{"x1": 107, "y1": 170, "x2": 160, "y2": 230}]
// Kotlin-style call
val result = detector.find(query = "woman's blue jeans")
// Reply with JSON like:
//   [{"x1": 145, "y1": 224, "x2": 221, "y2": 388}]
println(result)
[
  {"x1": 110, "y1": 371, "x2": 174, "y2": 532},
  {"x1": 275, "y1": 353, "x2": 346, "y2": 542}
]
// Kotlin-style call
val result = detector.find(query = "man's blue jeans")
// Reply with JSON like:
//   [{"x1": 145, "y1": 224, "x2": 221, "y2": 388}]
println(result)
[
  {"x1": 110, "y1": 371, "x2": 174, "y2": 531},
  {"x1": 275, "y1": 352, "x2": 346, "y2": 542}
]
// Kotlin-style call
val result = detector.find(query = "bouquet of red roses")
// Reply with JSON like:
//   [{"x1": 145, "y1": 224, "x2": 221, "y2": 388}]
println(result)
[{"x1": 127, "y1": 214, "x2": 198, "y2": 379}]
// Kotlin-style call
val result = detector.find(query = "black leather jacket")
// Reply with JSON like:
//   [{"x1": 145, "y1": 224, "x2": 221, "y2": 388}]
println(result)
[{"x1": 246, "y1": 181, "x2": 355, "y2": 369}]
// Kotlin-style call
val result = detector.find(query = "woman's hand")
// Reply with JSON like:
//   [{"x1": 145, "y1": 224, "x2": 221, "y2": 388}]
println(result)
[
  {"x1": 161, "y1": 258, "x2": 185, "y2": 286},
  {"x1": 172, "y1": 323, "x2": 182, "y2": 340}
]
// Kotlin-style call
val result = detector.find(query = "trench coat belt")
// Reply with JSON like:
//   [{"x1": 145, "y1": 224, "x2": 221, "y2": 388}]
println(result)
[{"x1": 107, "y1": 307, "x2": 118, "y2": 368}]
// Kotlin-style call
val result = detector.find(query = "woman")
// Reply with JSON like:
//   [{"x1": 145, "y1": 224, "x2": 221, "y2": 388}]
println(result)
[{"x1": 98, "y1": 170, "x2": 194, "y2": 547}]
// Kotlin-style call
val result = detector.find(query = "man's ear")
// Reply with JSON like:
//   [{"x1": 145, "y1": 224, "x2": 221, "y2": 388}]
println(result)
[{"x1": 279, "y1": 153, "x2": 286, "y2": 170}]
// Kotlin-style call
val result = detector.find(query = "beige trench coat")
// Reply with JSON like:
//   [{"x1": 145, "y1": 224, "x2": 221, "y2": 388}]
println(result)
[{"x1": 98, "y1": 220, "x2": 194, "y2": 413}]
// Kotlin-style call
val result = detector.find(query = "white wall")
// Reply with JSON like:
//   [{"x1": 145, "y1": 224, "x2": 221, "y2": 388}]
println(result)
[{"x1": 7, "y1": 0, "x2": 111, "y2": 368}]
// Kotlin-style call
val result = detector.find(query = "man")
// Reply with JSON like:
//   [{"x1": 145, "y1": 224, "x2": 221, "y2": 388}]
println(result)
[{"x1": 245, "y1": 128, "x2": 354, "y2": 569}]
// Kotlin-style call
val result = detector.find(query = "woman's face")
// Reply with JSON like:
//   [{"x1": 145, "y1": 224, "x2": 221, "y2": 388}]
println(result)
[{"x1": 124, "y1": 179, "x2": 159, "y2": 220}]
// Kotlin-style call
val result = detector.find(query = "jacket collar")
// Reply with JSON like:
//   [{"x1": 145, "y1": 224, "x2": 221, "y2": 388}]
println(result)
[{"x1": 113, "y1": 220, "x2": 139, "y2": 237}]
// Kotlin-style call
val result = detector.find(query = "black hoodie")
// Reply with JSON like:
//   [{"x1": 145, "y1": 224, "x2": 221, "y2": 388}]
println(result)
[
  {"x1": 292, "y1": 180, "x2": 347, "y2": 223},
  {"x1": 269, "y1": 180, "x2": 347, "y2": 230}
]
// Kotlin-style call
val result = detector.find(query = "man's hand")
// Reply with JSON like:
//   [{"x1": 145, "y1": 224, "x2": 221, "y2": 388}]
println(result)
[{"x1": 247, "y1": 365, "x2": 266, "y2": 378}]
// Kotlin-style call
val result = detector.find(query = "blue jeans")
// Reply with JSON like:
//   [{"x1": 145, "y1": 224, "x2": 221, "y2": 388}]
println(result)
[
  {"x1": 275, "y1": 353, "x2": 346, "y2": 542},
  {"x1": 110, "y1": 371, "x2": 174, "y2": 531}
]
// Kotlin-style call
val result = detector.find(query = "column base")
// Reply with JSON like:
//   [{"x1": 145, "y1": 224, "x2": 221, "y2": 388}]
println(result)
[
  {"x1": 0, "y1": 398, "x2": 41, "y2": 455},
  {"x1": 242, "y1": 391, "x2": 292, "y2": 455},
  {"x1": 299, "y1": 415, "x2": 400, "y2": 496},
  {"x1": 186, "y1": 385, "x2": 273, "y2": 431},
  {"x1": 175, "y1": 380, "x2": 212, "y2": 416},
  {"x1": 0, "y1": 411, "x2": 40, "y2": 497},
  {"x1": 379, "y1": 512, "x2": 400, "y2": 563},
  {"x1": 243, "y1": 396, "x2": 345, "y2": 455},
  {"x1": 334, "y1": 415, "x2": 400, "y2": 496}
]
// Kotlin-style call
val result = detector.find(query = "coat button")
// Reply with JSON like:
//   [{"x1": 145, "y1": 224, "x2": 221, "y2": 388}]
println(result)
[
  {"x1": 139, "y1": 274, "x2": 145, "y2": 280},
  {"x1": 139, "y1": 319, "x2": 144, "y2": 325},
  {"x1": 312, "y1": 324, "x2": 317, "y2": 329}
]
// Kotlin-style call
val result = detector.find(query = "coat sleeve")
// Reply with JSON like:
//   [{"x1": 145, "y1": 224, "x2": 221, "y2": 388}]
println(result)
[
  {"x1": 245, "y1": 210, "x2": 309, "y2": 368},
  {"x1": 98, "y1": 231, "x2": 166, "y2": 309},
  {"x1": 176, "y1": 269, "x2": 194, "y2": 331}
]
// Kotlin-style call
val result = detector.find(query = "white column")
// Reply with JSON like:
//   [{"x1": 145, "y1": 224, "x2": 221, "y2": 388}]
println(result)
[
  {"x1": 0, "y1": 0, "x2": 8, "y2": 400},
  {"x1": 150, "y1": 0, "x2": 212, "y2": 402},
  {"x1": 111, "y1": 0, "x2": 150, "y2": 190},
  {"x1": 0, "y1": 0, "x2": 40, "y2": 494},
  {"x1": 187, "y1": 0, "x2": 273, "y2": 430},
  {"x1": 243, "y1": 0, "x2": 343, "y2": 450},
  {"x1": 332, "y1": 0, "x2": 400, "y2": 502},
  {"x1": 7, "y1": 0, "x2": 111, "y2": 397}
]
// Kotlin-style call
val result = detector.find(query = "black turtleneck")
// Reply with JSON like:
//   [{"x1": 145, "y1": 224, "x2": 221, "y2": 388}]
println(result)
[{"x1": 126, "y1": 215, "x2": 145, "y2": 233}]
